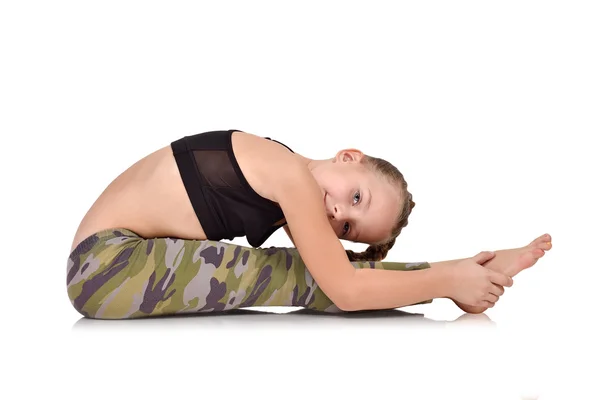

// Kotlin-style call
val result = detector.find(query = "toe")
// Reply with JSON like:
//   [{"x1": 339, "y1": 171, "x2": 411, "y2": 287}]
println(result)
[
  {"x1": 533, "y1": 248, "x2": 545, "y2": 258},
  {"x1": 530, "y1": 233, "x2": 552, "y2": 247},
  {"x1": 532, "y1": 239, "x2": 552, "y2": 250}
]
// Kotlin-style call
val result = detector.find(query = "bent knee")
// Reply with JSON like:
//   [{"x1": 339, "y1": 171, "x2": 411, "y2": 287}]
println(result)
[{"x1": 66, "y1": 229, "x2": 145, "y2": 319}]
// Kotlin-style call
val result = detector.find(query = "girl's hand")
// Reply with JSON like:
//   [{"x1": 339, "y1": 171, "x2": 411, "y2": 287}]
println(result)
[{"x1": 445, "y1": 251, "x2": 513, "y2": 308}]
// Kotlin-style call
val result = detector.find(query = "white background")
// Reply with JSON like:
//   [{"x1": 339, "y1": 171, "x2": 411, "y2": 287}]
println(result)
[{"x1": 1, "y1": 1, "x2": 598, "y2": 399}]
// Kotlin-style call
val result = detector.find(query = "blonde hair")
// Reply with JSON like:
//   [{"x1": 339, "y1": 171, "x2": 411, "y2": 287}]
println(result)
[{"x1": 344, "y1": 155, "x2": 415, "y2": 261}]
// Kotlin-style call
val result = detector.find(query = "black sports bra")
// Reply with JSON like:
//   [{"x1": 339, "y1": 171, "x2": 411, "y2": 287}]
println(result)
[{"x1": 170, "y1": 129, "x2": 294, "y2": 247}]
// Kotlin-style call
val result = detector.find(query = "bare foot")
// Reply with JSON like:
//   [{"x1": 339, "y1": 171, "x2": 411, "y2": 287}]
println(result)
[
  {"x1": 455, "y1": 233, "x2": 552, "y2": 314},
  {"x1": 483, "y1": 233, "x2": 552, "y2": 277}
]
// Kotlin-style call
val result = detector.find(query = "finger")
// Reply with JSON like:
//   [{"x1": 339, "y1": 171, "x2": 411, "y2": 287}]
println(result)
[
  {"x1": 477, "y1": 300, "x2": 495, "y2": 309},
  {"x1": 489, "y1": 284, "x2": 504, "y2": 297},
  {"x1": 488, "y1": 270, "x2": 513, "y2": 287},
  {"x1": 485, "y1": 293, "x2": 499, "y2": 304},
  {"x1": 472, "y1": 251, "x2": 496, "y2": 264}
]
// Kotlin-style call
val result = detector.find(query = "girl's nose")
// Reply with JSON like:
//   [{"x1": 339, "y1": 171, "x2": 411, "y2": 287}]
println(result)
[{"x1": 333, "y1": 204, "x2": 344, "y2": 220}]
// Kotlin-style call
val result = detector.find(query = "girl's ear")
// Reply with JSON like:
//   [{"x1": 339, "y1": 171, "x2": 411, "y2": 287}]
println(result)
[{"x1": 335, "y1": 149, "x2": 364, "y2": 163}]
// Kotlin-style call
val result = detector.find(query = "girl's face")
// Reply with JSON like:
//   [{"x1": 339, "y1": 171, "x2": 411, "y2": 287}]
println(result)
[{"x1": 312, "y1": 149, "x2": 402, "y2": 244}]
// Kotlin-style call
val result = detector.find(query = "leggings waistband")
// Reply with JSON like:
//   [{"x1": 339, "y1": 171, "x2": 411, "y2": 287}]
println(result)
[{"x1": 68, "y1": 228, "x2": 141, "y2": 261}]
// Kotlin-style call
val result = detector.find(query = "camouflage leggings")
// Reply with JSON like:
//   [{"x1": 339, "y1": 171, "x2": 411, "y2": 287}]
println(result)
[{"x1": 66, "y1": 228, "x2": 432, "y2": 319}]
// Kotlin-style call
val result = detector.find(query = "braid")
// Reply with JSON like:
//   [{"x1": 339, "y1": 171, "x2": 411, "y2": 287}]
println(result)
[{"x1": 345, "y1": 237, "x2": 397, "y2": 262}]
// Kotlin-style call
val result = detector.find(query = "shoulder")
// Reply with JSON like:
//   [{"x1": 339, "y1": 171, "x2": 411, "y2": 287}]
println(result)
[
  {"x1": 231, "y1": 130, "x2": 298, "y2": 164},
  {"x1": 231, "y1": 130, "x2": 308, "y2": 201}
]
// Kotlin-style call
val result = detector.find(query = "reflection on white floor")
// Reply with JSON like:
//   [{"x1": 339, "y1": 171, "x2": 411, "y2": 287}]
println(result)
[
  {"x1": 71, "y1": 307, "x2": 498, "y2": 331},
  {"x1": 64, "y1": 305, "x2": 598, "y2": 400}
]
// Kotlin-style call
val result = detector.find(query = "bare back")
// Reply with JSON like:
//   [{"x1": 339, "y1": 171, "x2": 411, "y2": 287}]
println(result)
[{"x1": 69, "y1": 131, "x2": 293, "y2": 253}]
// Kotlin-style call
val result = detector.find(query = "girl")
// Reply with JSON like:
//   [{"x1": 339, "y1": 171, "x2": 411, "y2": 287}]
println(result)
[{"x1": 66, "y1": 129, "x2": 552, "y2": 319}]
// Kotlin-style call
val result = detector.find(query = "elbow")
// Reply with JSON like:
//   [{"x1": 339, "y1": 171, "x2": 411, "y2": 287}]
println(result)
[
  {"x1": 336, "y1": 300, "x2": 360, "y2": 312},
  {"x1": 331, "y1": 284, "x2": 362, "y2": 312},
  {"x1": 335, "y1": 296, "x2": 361, "y2": 312}
]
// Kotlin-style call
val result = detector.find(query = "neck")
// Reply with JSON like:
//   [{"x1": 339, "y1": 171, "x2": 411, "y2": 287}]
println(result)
[{"x1": 298, "y1": 155, "x2": 332, "y2": 173}]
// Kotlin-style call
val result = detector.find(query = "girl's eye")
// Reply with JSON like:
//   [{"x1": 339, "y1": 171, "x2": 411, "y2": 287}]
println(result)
[
  {"x1": 353, "y1": 191, "x2": 361, "y2": 205},
  {"x1": 343, "y1": 222, "x2": 350, "y2": 236}
]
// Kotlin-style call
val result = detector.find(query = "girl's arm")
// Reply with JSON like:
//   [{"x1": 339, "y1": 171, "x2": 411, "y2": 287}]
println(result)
[{"x1": 274, "y1": 161, "x2": 455, "y2": 311}]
